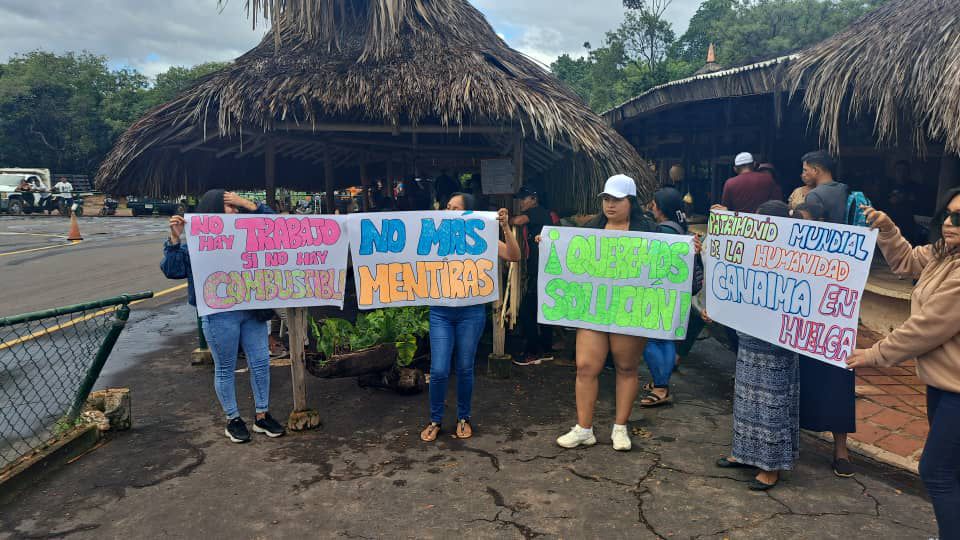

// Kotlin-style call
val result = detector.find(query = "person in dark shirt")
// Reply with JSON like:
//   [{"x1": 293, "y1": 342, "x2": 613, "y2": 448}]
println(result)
[
  {"x1": 510, "y1": 186, "x2": 554, "y2": 365},
  {"x1": 798, "y1": 149, "x2": 858, "y2": 479},
  {"x1": 434, "y1": 170, "x2": 460, "y2": 210},
  {"x1": 802, "y1": 151, "x2": 848, "y2": 224},
  {"x1": 721, "y1": 152, "x2": 783, "y2": 212}
]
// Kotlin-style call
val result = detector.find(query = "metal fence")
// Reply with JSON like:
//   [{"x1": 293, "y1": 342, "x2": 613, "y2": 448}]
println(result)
[{"x1": 0, "y1": 292, "x2": 153, "y2": 473}]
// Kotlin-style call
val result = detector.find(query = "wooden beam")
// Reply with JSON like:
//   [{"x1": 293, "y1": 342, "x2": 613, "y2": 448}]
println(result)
[
  {"x1": 285, "y1": 307, "x2": 310, "y2": 417},
  {"x1": 180, "y1": 137, "x2": 213, "y2": 154},
  {"x1": 273, "y1": 122, "x2": 511, "y2": 135},
  {"x1": 323, "y1": 144, "x2": 335, "y2": 214},
  {"x1": 265, "y1": 139, "x2": 277, "y2": 208}
]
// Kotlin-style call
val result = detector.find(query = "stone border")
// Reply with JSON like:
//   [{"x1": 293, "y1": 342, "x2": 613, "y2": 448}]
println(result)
[{"x1": 805, "y1": 429, "x2": 919, "y2": 474}]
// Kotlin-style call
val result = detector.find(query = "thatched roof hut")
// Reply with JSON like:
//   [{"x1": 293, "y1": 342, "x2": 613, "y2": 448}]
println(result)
[
  {"x1": 96, "y1": 0, "x2": 652, "y2": 211},
  {"x1": 789, "y1": 0, "x2": 960, "y2": 155}
]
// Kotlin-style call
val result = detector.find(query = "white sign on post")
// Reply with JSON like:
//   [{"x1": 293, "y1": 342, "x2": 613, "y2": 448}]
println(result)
[
  {"x1": 185, "y1": 214, "x2": 351, "y2": 317},
  {"x1": 536, "y1": 226, "x2": 696, "y2": 340},
  {"x1": 347, "y1": 211, "x2": 501, "y2": 310},
  {"x1": 480, "y1": 158, "x2": 514, "y2": 195},
  {"x1": 703, "y1": 210, "x2": 878, "y2": 369}
]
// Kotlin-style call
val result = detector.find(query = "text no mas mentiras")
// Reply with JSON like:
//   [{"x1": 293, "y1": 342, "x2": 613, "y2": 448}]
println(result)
[{"x1": 202, "y1": 268, "x2": 345, "y2": 310}]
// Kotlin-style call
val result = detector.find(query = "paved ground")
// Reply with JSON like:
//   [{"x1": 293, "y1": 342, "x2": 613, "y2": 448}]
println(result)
[
  {"x1": 0, "y1": 215, "x2": 175, "y2": 317},
  {"x1": 0, "y1": 294, "x2": 939, "y2": 539}
]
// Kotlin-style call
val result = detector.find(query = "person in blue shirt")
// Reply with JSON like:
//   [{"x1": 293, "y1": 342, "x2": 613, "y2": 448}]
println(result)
[{"x1": 161, "y1": 189, "x2": 285, "y2": 444}]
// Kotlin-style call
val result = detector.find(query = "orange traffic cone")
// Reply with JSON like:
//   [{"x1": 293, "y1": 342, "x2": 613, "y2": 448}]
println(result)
[{"x1": 67, "y1": 211, "x2": 83, "y2": 241}]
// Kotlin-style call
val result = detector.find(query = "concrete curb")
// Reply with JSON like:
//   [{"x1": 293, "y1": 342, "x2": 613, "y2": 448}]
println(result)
[{"x1": 0, "y1": 423, "x2": 101, "y2": 506}]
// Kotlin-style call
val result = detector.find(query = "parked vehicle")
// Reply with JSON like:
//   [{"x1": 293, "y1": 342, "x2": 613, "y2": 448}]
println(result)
[
  {"x1": 126, "y1": 197, "x2": 184, "y2": 216},
  {"x1": 0, "y1": 169, "x2": 83, "y2": 216}
]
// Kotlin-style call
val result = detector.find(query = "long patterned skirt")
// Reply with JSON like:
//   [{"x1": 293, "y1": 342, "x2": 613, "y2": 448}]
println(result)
[{"x1": 732, "y1": 333, "x2": 800, "y2": 471}]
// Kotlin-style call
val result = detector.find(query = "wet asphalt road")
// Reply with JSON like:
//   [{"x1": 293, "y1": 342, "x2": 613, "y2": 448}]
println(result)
[{"x1": 0, "y1": 215, "x2": 180, "y2": 318}]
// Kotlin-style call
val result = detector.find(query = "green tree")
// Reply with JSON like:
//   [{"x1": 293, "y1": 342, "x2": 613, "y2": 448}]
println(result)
[{"x1": 144, "y1": 62, "x2": 230, "y2": 108}]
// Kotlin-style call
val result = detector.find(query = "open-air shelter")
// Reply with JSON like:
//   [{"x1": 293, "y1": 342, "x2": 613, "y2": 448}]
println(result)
[{"x1": 96, "y1": 0, "x2": 653, "y2": 213}]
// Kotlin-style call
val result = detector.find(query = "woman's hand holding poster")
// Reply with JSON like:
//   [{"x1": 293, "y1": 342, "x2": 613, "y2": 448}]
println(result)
[
  {"x1": 185, "y1": 214, "x2": 351, "y2": 316},
  {"x1": 347, "y1": 211, "x2": 500, "y2": 310},
  {"x1": 536, "y1": 226, "x2": 696, "y2": 340},
  {"x1": 703, "y1": 210, "x2": 878, "y2": 369}
]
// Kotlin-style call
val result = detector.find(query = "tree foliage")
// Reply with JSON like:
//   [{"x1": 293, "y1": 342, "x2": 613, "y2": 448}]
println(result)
[
  {"x1": 552, "y1": 0, "x2": 888, "y2": 112},
  {"x1": 0, "y1": 51, "x2": 228, "y2": 175}
]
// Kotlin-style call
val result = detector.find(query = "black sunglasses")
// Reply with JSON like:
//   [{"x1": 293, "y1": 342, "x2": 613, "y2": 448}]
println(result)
[{"x1": 947, "y1": 211, "x2": 960, "y2": 227}]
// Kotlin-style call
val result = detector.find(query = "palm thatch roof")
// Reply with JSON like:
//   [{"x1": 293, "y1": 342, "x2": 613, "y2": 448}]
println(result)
[
  {"x1": 788, "y1": 0, "x2": 960, "y2": 154},
  {"x1": 604, "y1": 55, "x2": 797, "y2": 126},
  {"x1": 96, "y1": 0, "x2": 652, "y2": 210}
]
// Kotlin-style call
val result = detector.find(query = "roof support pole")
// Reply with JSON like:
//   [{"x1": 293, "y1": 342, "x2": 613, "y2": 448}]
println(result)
[
  {"x1": 265, "y1": 138, "x2": 277, "y2": 209},
  {"x1": 323, "y1": 144, "x2": 335, "y2": 215},
  {"x1": 359, "y1": 154, "x2": 370, "y2": 211}
]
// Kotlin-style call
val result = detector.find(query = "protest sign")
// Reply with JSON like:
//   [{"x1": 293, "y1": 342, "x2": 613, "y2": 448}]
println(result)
[
  {"x1": 536, "y1": 226, "x2": 696, "y2": 340},
  {"x1": 185, "y1": 214, "x2": 351, "y2": 317},
  {"x1": 703, "y1": 210, "x2": 878, "y2": 369},
  {"x1": 347, "y1": 211, "x2": 501, "y2": 310}
]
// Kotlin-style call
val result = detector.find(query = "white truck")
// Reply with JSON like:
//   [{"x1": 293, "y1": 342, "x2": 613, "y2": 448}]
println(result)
[{"x1": 0, "y1": 168, "x2": 82, "y2": 216}]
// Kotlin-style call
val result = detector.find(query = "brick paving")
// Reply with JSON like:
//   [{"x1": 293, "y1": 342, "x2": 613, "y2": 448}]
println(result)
[{"x1": 849, "y1": 359, "x2": 928, "y2": 471}]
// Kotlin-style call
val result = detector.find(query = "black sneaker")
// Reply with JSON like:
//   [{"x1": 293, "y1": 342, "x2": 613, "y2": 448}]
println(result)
[
  {"x1": 252, "y1": 413, "x2": 286, "y2": 438},
  {"x1": 833, "y1": 458, "x2": 855, "y2": 478},
  {"x1": 225, "y1": 417, "x2": 251, "y2": 443}
]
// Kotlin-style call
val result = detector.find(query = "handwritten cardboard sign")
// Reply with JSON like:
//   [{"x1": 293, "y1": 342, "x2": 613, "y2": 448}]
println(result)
[
  {"x1": 185, "y1": 214, "x2": 351, "y2": 316},
  {"x1": 703, "y1": 210, "x2": 878, "y2": 368},
  {"x1": 347, "y1": 211, "x2": 501, "y2": 309},
  {"x1": 536, "y1": 226, "x2": 696, "y2": 339}
]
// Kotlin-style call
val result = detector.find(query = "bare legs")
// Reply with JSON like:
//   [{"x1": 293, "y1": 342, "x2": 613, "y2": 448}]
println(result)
[{"x1": 574, "y1": 329, "x2": 645, "y2": 428}]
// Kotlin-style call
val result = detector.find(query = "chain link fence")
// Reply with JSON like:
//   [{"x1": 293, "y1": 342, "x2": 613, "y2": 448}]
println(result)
[{"x1": 0, "y1": 292, "x2": 153, "y2": 473}]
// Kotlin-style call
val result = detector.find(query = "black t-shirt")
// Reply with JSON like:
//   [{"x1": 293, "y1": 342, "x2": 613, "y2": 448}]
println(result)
[{"x1": 523, "y1": 206, "x2": 552, "y2": 263}]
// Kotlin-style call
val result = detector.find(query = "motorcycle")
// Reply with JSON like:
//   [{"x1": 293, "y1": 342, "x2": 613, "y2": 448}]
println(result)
[{"x1": 98, "y1": 197, "x2": 119, "y2": 216}]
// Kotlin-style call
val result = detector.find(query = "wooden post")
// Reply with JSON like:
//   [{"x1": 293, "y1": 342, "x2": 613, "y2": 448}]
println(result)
[
  {"x1": 323, "y1": 144, "x2": 335, "y2": 214},
  {"x1": 285, "y1": 307, "x2": 321, "y2": 431},
  {"x1": 265, "y1": 139, "x2": 277, "y2": 209}
]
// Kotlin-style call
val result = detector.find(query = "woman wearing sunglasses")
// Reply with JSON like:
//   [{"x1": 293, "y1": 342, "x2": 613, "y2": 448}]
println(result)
[{"x1": 848, "y1": 188, "x2": 960, "y2": 540}]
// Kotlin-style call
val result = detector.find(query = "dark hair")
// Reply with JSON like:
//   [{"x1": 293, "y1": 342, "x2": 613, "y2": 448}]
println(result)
[
  {"x1": 931, "y1": 188, "x2": 960, "y2": 258},
  {"x1": 792, "y1": 202, "x2": 823, "y2": 221},
  {"x1": 653, "y1": 187, "x2": 688, "y2": 232},
  {"x1": 801, "y1": 150, "x2": 835, "y2": 175},
  {"x1": 585, "y1": 195, "x2": 656, "y2": 232},
  {"x1": 449, "y1": 192, "x2": 475, "y2": 211},
  {"x1": 756, "y1": 200, "x2": 790, "y2": 218},
  {"x1": 195, "y1": 189, "x2": 226, "y2": 213}
]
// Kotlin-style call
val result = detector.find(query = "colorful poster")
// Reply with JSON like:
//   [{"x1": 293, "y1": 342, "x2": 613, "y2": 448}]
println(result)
[
  {"x1": 536, "y1": 226, "x2": 696, "y2": 340},
  {"x1": 347, "y1": 211, "x2": 501, "y2": 310},
  {"x1": 185, "y1": 214, "x2": 350, "y2": 317},
  {"x1": 703, "y1": 210, "x2": 878, "y2": 369}
]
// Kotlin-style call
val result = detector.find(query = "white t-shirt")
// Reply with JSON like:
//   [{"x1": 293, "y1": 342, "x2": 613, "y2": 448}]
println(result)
[{"x1": 54, "y1": 181, "x2": 73, "y2": 195}]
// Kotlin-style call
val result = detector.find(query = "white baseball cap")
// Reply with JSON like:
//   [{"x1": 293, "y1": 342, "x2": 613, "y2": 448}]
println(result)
[
  {"x1": 734, "y1": 152, "x2": 754, "y2": 167},
  {"x1": 599, "y1": 174, "x2": 637, "y2": 199}
]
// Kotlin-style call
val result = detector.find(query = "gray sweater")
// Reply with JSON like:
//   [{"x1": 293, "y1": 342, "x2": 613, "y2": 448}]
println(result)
[{"x1": 805, "y1": 181, "x2": 848, "y2": 224}]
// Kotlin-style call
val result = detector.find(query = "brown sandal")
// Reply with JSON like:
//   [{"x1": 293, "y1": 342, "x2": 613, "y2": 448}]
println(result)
[
  {"x1": 455, "y1": 419, "x2": 473, "y2": 439},
  {"x1": 639, "y1": 389, "x2": 672, "y2": 407},
  {"x1": 420, "y1": 422, "x2": 441, "y2": 442}
]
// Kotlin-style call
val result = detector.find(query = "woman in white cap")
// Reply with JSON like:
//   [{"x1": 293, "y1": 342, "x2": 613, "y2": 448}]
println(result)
[{"x1": 556, "y1": 174, "x2": 657, "y2": 452}]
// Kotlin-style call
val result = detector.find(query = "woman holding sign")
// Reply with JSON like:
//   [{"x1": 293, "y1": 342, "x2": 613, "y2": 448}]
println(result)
[
  {"x1": 161, "y1": 190, "x2": 286, "y2": 444},
  {"x1": 850, "y1": 191, "x2": 960, "y2": 539},
  {"x1": 556, "y1": 175, "x2": 658, "y2": 452},
  {"x1": 419, "y1": 194, "x2": 520, "y2": 442}
]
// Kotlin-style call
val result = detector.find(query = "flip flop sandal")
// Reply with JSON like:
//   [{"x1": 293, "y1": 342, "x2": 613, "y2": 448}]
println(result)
[
  {"x1": 420, "y1": 422, "x2": 441, "y2": 442},
  {"x1": 716, "y1": 457, "x2": 755, "y2": 469},
  {"x1": 748, "y1": 478, "x2": 778, "y2": 491},
  {"x1": 642, "y1": 382, "x2": 655, "y2": 392},
  {"x1": 639, "y1": 390, "x2": 672, "y2": 407},
  {"x1": 455, "y1": 419, "x2": 473, "y2": 439}
]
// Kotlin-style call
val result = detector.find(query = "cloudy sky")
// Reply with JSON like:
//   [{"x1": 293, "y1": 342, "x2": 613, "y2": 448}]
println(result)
[{"x1": 0, "y1": 0, "x2": 702, "y2": 77}]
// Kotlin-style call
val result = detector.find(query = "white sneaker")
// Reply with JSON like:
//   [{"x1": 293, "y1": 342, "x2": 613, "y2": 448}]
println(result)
[
  {"x1": 611, "y1": 424, "x2": 632, "y2": 451},
  {"x1": 556, "y1": 425, "x2": 596, "y2": 449}
]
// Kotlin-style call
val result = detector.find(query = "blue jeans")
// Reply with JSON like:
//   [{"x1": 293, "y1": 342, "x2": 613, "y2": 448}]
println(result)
[
  {"x1": 643, "y1": 339, "x2": 676, "y2": 388},
  {"x1": 428, "y1": 305, "x2": 486, "y2": 424},
  {"x1": 920, "y1": 386, "x2": 960, "y2": 540},
  {"x1": 201, "y1": 310, "x2": 271, "y2": 420}
]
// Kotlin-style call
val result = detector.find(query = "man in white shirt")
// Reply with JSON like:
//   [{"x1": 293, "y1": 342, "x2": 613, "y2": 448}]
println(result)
[{"x1": 54, "y1": 178, "x2": 73, "y2": 196}]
